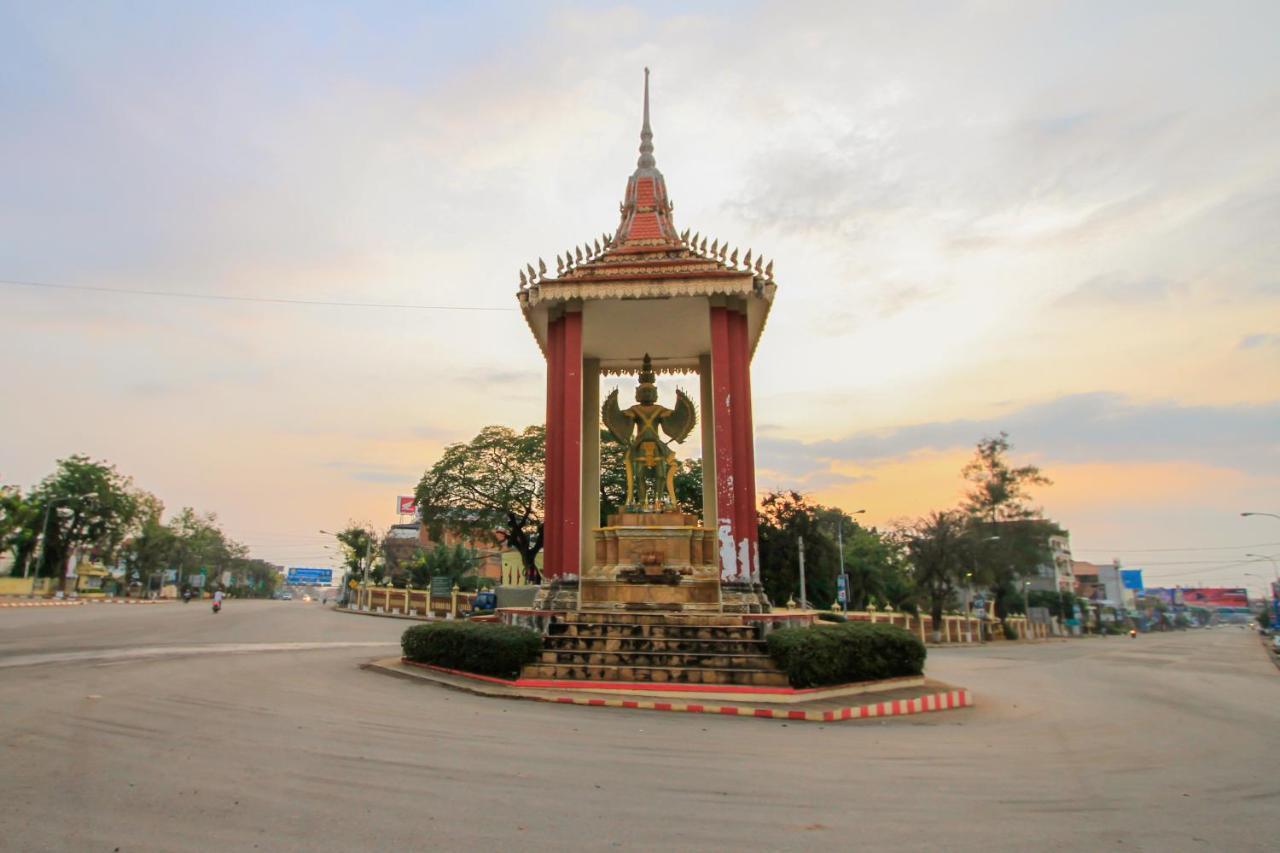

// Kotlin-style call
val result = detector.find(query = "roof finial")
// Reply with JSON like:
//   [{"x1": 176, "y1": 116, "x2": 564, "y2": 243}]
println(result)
[{"x1": 636, "y1": 67, "x2": 656, "y2": 171}]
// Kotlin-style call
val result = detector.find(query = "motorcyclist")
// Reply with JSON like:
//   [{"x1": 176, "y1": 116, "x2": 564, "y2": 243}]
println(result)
[{"x1": 212, "y1": 589, "x2": 224, "y2": 613}]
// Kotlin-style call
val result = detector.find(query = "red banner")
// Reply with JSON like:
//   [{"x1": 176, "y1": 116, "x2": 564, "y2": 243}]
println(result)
[{"x1": 397, "y1": 496, "x2": 417, "y2": 515}]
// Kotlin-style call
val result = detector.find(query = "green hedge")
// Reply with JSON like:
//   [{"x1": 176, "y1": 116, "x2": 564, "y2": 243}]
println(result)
[
  {"x1": 766, "y1": 622, "x2": 926, "y2": 688},
  {"x1": 401, "y1": 621, "x2": 542, "y2": 679}
]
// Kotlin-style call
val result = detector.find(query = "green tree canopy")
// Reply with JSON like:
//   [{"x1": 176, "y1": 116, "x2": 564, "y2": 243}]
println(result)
[
  {"x1": 757, "y1": 490, "x2": 840, "y2": 609},
  {"x1": 415, "y1": 425, "x2": 545, "y2": 583},
  {"x1": 961, "y1": 433, "x2": 1059, "y2": 617},
  {"x1": 900, "y1": 510, "x2": 974, "y2": 634},
  {"x1": 28, "y1": 455, "x2": 147, "y2": 583}
]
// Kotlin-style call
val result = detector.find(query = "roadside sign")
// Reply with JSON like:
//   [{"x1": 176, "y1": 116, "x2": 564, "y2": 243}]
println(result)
[
  {"x1": 972, "y1": 596, "x2": 986, "y2": 612},
  {"x1": 286, "y1": 567, "x2": 333, "y2": 585},
  {"x1": 836, "y1": 574, "x2": 847, "y2": 604},
  {"x1": 430, "y1": 576, "x2": 453, "y2": 596},
  {"x1": 397, "y1": 496, "x2": 417, "y2": 516}
]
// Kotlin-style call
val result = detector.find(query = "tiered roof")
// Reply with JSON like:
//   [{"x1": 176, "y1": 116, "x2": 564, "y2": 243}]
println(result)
[
  {"x1": 516, "y1": 70, "x2": 776, "y2": 368},
  {"x1": 514, "y1": 68, "x2": 773, "y2": 306}
]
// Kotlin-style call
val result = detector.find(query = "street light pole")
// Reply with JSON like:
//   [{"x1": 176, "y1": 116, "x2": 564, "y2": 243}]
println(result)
[
  {"x1": 797, "y1": 536, "x2": 806, "y2": 611},
  {"x1": 1023, "y1": 580, "x2": 1031, "y2": 639},
  {"x1": 836, "y1": 509, "x2": 866, "y2": 614}
]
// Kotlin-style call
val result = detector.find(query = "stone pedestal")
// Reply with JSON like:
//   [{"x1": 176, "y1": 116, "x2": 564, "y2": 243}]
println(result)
[{"x1": 581, "y1": 510, "x2": 721, "y2": 612}]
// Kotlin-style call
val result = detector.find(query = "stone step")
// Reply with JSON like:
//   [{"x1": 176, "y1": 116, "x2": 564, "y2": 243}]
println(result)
[
  {"x1": 572, "y1": 611, "x2": 746, "y2": 627},
  {"x1": 538, "y1": 650, "x2": 777, "y2": 670},
  {"x1": 520, "y1": 663, "x2": 790, "y2": 687},
  {"x1": 543, "y1": 636, "x2": 767, "y2": 655},
  {"x1": 550, "y1": 623, "x2": 759, "y2": 641}
]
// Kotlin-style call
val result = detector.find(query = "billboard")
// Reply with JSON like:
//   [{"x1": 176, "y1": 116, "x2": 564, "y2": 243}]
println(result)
[
  {"x1": 1120, "y1": 569, "x2": 1144, "y2": 591},
  {"x1": 1143, "y1": 588, "x2": 1182, "y2": 606},
  {"x1": 1178, "y1": 587, "x2": 1248, "y2": 609},
  {"x1": 287, "y1": 567, "x2": 333, "y2": 586},
  {"x1": 397, "y1": 496, "x2": 418, "y2": 516}
]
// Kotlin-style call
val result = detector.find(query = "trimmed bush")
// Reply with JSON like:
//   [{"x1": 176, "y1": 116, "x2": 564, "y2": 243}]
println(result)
[
  {"x1": 766, "y1": 622, "x2": 926, "y2": 689},
  {"x1": 401, "y1": 621, "x2": 542, "y2": 679}
]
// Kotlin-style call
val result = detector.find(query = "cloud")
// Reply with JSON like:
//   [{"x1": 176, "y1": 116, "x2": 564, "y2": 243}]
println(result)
[
  {"x1": 1057, "y1": 273, "x2": 1185, "y2": 306},
  {"x1": 756, "y1": 393, "x2": 1280, "y2": 482},
  {"x1": 1238, "y1": 333, "x2": 1280, "y2": 350}
]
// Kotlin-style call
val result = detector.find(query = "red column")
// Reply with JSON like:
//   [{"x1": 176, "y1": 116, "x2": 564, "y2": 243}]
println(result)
[
  {"x1": 541, "y1": 311, "x2": 583, "y2": 580},
  {"x1": 543, "y1": 317, "x2": 563, "y2": 578},
  {"x1": 727, "y1": 310, "x2": 756, "y2": 582},
  {"x1": 559, "y1": 310, "x2": 583, "y2": 578},
  {"x1": 731, "y1": 310, "x2": 759, "y2": 583},
  {"x1": 709, "y1": 306, "x2": 739, "y2": 581}
]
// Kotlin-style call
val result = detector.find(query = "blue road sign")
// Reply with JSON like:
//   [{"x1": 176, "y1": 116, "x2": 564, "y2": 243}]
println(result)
[{"x1": 286, "y1": 567, "x2": 333, "y2": 585}]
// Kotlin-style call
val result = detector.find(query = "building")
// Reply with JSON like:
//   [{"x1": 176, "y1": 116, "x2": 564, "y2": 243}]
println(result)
[
  {"x1": 1072, "y1": 560, "x2": 1102, "y2": 600},
  {"x1": 382, "y1": 519, "x2": 505, "y2": 581},
  {"x1": 1028, "y1": 532, "x2": 1074, "y2": 593}
]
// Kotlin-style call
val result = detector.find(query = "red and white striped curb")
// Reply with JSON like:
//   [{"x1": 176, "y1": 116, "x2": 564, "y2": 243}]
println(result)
[
  {"x1": 548, "y1": 688, "x2": 972, "y2": 722},
  {"x1": 0, "y1": 599, "x2": 169, "y2": 608}
]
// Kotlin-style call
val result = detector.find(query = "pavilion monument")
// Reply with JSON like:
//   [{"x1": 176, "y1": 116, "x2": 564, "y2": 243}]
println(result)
[{"x1": 517, "y1": 69, "x2": 776, "y2": 617}]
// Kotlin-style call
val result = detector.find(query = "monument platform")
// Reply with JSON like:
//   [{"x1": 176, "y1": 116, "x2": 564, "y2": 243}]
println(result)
[
  {"x1": 365, "y1": 656, "x2": 973, "y2": 723},
  {"x1": 581, "y1": 510, "x2": 720, "y2": 612}
]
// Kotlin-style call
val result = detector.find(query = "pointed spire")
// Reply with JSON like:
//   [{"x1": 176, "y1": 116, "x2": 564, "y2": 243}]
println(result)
[{"x1": 636, "y1": 67, "x2": 656, "y2": 171}]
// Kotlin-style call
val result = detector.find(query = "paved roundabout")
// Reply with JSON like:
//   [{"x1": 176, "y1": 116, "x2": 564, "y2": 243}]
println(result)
[{"x1": 1, "y1": 600, "x2": 1276, "y2": 851}]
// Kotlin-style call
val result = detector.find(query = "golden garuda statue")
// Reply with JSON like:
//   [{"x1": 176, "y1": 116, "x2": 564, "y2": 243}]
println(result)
[{"x1": 602, "y1": 354, "x2": 697, "y2": 510}]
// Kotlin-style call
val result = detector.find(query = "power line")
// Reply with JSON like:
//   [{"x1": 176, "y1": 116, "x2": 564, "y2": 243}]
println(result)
[
  {"x1": 0, "y1": 277, "x2": 515, "y2": 312},
  {"x1": 1073, "y1": 541, "x2": 1280, "y2": 554}
]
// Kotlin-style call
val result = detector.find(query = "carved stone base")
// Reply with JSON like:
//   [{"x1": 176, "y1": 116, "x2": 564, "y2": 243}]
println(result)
[
  {"x1": 720, "y1": 581, "x2": 772, "y2": 614},
  {"x1": 531, "y1": 577, "x2": 579, "y2": 612},
  {"x1": 584, "y1": 511, "x2": 721, "y2": 612}
]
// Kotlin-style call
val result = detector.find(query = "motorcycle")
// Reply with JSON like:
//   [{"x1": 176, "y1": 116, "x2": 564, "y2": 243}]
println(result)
[{"x1": 212, "y1": 601, "x2": 221, "y2": 614}]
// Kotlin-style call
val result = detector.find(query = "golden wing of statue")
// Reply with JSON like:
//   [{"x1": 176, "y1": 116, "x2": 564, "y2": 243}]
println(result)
[
  {"x1": 602, "y1": 388, "x2": 632, "y2": 445},
  {"x1": 662, "y1": 388, "x2": 697, "y2": 443}
]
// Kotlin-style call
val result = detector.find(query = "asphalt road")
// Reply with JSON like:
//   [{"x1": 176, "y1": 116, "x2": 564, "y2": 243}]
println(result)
[{"x1": 1, "y1": 601, "x2": 1276, "y2": 852}]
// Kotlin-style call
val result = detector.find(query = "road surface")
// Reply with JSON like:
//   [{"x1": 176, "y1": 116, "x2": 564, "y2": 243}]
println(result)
[{"x1": 0, "y1": 601, "x2": 1276, "y2": 851}]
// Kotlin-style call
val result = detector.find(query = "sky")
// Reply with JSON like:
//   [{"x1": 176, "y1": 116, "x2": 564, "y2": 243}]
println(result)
[{"x1": 1, "y1": 1, "x2": 1277, "y2": 595}]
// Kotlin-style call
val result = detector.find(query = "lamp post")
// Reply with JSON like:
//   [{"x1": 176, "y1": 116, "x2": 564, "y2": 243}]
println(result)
[
  {"x1": 962, "y1": 571, "x2": 974, "y2": 643},
  {"x1": 1023, "y1": 580, "x2": 1032, "y2": 640},
  {"x1": 836, "y1": 509, "x2": 866, "y2": 613},
  {"x1": 797, "y1": 536, "x2": 806, "y2": 610}
]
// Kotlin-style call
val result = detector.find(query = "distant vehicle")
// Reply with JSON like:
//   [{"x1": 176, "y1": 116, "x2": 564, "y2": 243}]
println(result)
[
  {"x1": 302, "y1": 595, "x2": 312, "y2": 603},
  {"x1": 280, "y1": 592, "x2": 293, "y2": 601}
]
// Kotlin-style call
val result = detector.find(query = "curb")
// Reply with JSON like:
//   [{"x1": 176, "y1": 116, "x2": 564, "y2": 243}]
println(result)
[
  {"x1": 545, "y1": 688, "x2": 973, "y2": 721},
  {"x1": 0, "y1": 598, "x2": 171, "y2": 608},
  {"x1": 366, "y1": 658, "x2": 973, "y2": 723}
]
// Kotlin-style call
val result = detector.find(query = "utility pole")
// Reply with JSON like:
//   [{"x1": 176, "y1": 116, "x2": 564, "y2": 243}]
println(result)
[
  {"x1": 837, "y1": 519, "x2": 845, "y2": 613},
  {"x1": 798, "y1": 536, "x2": 807, "y2": 610}
]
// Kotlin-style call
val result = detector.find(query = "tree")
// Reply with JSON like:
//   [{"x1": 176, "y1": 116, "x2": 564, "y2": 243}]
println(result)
[
  {"x1": 757, "y1": 490, "x2": 840, "y2": 609},
  {"x1": 334, "y1": 524, "x2": 382, "y2": 585},
  {"x1": 901, "y1": 510, "x2": 973, "y2": 639},
  {"x1": 27, "y1": 456, "x2": 145, "y2": 588},
  {"x1": 812, "y1": 507, "x2": 914, "y2": 612},
  {"x1": 961, "y1": 433, "x2": 1058, "y2": 617},
  {"x1": 1, "y1": 485, "x2": 40, "y2": 577},
  {"x1": 415, "y1": 425, "x2": 545, "y2": 583}
]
